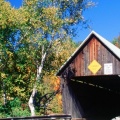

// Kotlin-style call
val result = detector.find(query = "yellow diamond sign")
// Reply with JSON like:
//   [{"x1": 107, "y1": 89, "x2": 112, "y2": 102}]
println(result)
[{"x1": 88, "y1": 60, "x2": 101, "y2": 74}]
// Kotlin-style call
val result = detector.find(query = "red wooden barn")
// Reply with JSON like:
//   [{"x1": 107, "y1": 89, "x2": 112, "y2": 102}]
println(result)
[{"x1": 56, "y1": 31, "x2": 120, "y2": 120}]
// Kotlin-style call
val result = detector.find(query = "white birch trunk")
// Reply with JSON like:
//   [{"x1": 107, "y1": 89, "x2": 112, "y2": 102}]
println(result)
[
  {"x1": 28, "y1": 86, "x2": 36, "y2": 116},
  {"x1": 28, "y1": 45, "x2": 48, "y2": 116},
  {"x1": 28, "y1": 38, "x2": 53, "y2": 116},
  {"x1": 3, "y1": 82, "x2": 6, "y2": 105}
]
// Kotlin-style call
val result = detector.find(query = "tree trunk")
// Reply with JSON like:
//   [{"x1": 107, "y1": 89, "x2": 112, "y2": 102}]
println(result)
[
  {"x1": 28, "y1": 86, "x2": 36, "y2": 116},
  {"x1": 28, "y1": 41, "x2": 53, "y2": 116},
  {"x1": 28, "y1": 46, "x2": 47, "y2": 116},
  {"x1": 28, "y1": 64, "x2": 44, "y2": 116},
  {"x1": 3, "y1": 82, "x2": 7, "y2": 105}
]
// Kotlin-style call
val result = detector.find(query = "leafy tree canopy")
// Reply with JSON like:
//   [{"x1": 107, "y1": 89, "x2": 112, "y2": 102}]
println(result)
[{"x1": 0, "y1": 0, "x2": 95, "y2": 117}]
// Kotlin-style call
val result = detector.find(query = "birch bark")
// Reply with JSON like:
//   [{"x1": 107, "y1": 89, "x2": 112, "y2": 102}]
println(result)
[{"x1": 28, "y1": 41, "x2": 53, "y2": 116}]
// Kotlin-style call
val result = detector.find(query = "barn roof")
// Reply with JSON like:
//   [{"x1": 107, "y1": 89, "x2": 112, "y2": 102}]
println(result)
[{"x1": 56, "y1": 31, "x2": 120, "y2": 76}]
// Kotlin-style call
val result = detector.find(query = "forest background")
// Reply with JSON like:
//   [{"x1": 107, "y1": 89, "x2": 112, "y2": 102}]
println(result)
[{"x1": 0, "y1": 0, "x2": 120, "y2": 118}]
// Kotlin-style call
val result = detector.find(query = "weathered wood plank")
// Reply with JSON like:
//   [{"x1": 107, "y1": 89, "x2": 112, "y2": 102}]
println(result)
[{"x1": 72, "y1": 37, "x2": 120, "y2": 76}]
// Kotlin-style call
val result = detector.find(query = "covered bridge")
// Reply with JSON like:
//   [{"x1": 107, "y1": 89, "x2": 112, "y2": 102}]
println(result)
[{"x1": 56, "y1": 31, "x2": 120, "y2": 120}]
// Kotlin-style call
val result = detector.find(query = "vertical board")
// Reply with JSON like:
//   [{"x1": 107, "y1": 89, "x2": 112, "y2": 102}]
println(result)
[{"x1": 61, "y1": 78, "x2": 83, "y2": 118}]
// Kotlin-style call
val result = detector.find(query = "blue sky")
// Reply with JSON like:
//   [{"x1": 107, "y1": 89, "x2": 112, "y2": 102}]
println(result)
[
  {"x1": 6, "y1": 0, "x2": 120, "y2": 42},
  {"x1": 78, "y1": 0, "x2": 120, "y2": 42},
  {"x1": 6, "y1": 0, "x2": 23, "y2": 8}
]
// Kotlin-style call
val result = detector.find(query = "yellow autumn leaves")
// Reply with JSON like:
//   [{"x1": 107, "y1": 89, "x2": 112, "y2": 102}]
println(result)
[
  {"x1": 1, "y1": 73, "x2": 6, "y2": 78},
  {"x1": 0, "y1": 1, "x2": 25, "y2": 28}
]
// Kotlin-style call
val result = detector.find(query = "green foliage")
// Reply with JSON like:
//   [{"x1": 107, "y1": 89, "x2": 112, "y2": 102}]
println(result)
[
  {"x1": 11, "y1": 107, "x2": 30, "y2": 117},
  {"x1": 112, "y1": 36, "x2": 120, "y2": 48},
  {"x1": 0, "y1": 98, "x2": 30, "y2": 118},
  {"x1": 0, "y1": 0, "x2": 94, "y2": 117},
  {"x1": 9, "y1": 98, "x2": 30, "y2": 117}
]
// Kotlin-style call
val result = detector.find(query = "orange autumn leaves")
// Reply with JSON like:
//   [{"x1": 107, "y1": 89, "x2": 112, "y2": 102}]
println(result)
[{"x1": 43, "y1": 71, "x2": 62, "y2": 104}]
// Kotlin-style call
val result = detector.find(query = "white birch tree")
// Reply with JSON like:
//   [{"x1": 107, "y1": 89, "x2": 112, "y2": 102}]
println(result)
[{"x1": 20, "y1": 0, "x2": 95, "y2": 116}]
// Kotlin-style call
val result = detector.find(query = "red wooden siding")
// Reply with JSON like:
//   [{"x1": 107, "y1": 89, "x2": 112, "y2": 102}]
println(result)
[{"x1": 71, "y1": 37, "x2": 120, "y2": 76}]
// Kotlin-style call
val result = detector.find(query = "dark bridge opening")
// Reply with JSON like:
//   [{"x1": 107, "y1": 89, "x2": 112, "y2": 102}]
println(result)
[{"x1": 70, "y1": 75, "x2": 120, "y2": 120}]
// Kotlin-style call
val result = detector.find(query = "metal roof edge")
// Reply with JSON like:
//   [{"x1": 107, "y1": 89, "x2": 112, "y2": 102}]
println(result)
[{"x1": 92, "y1": 31, "x2": 120, "y2": 59}]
